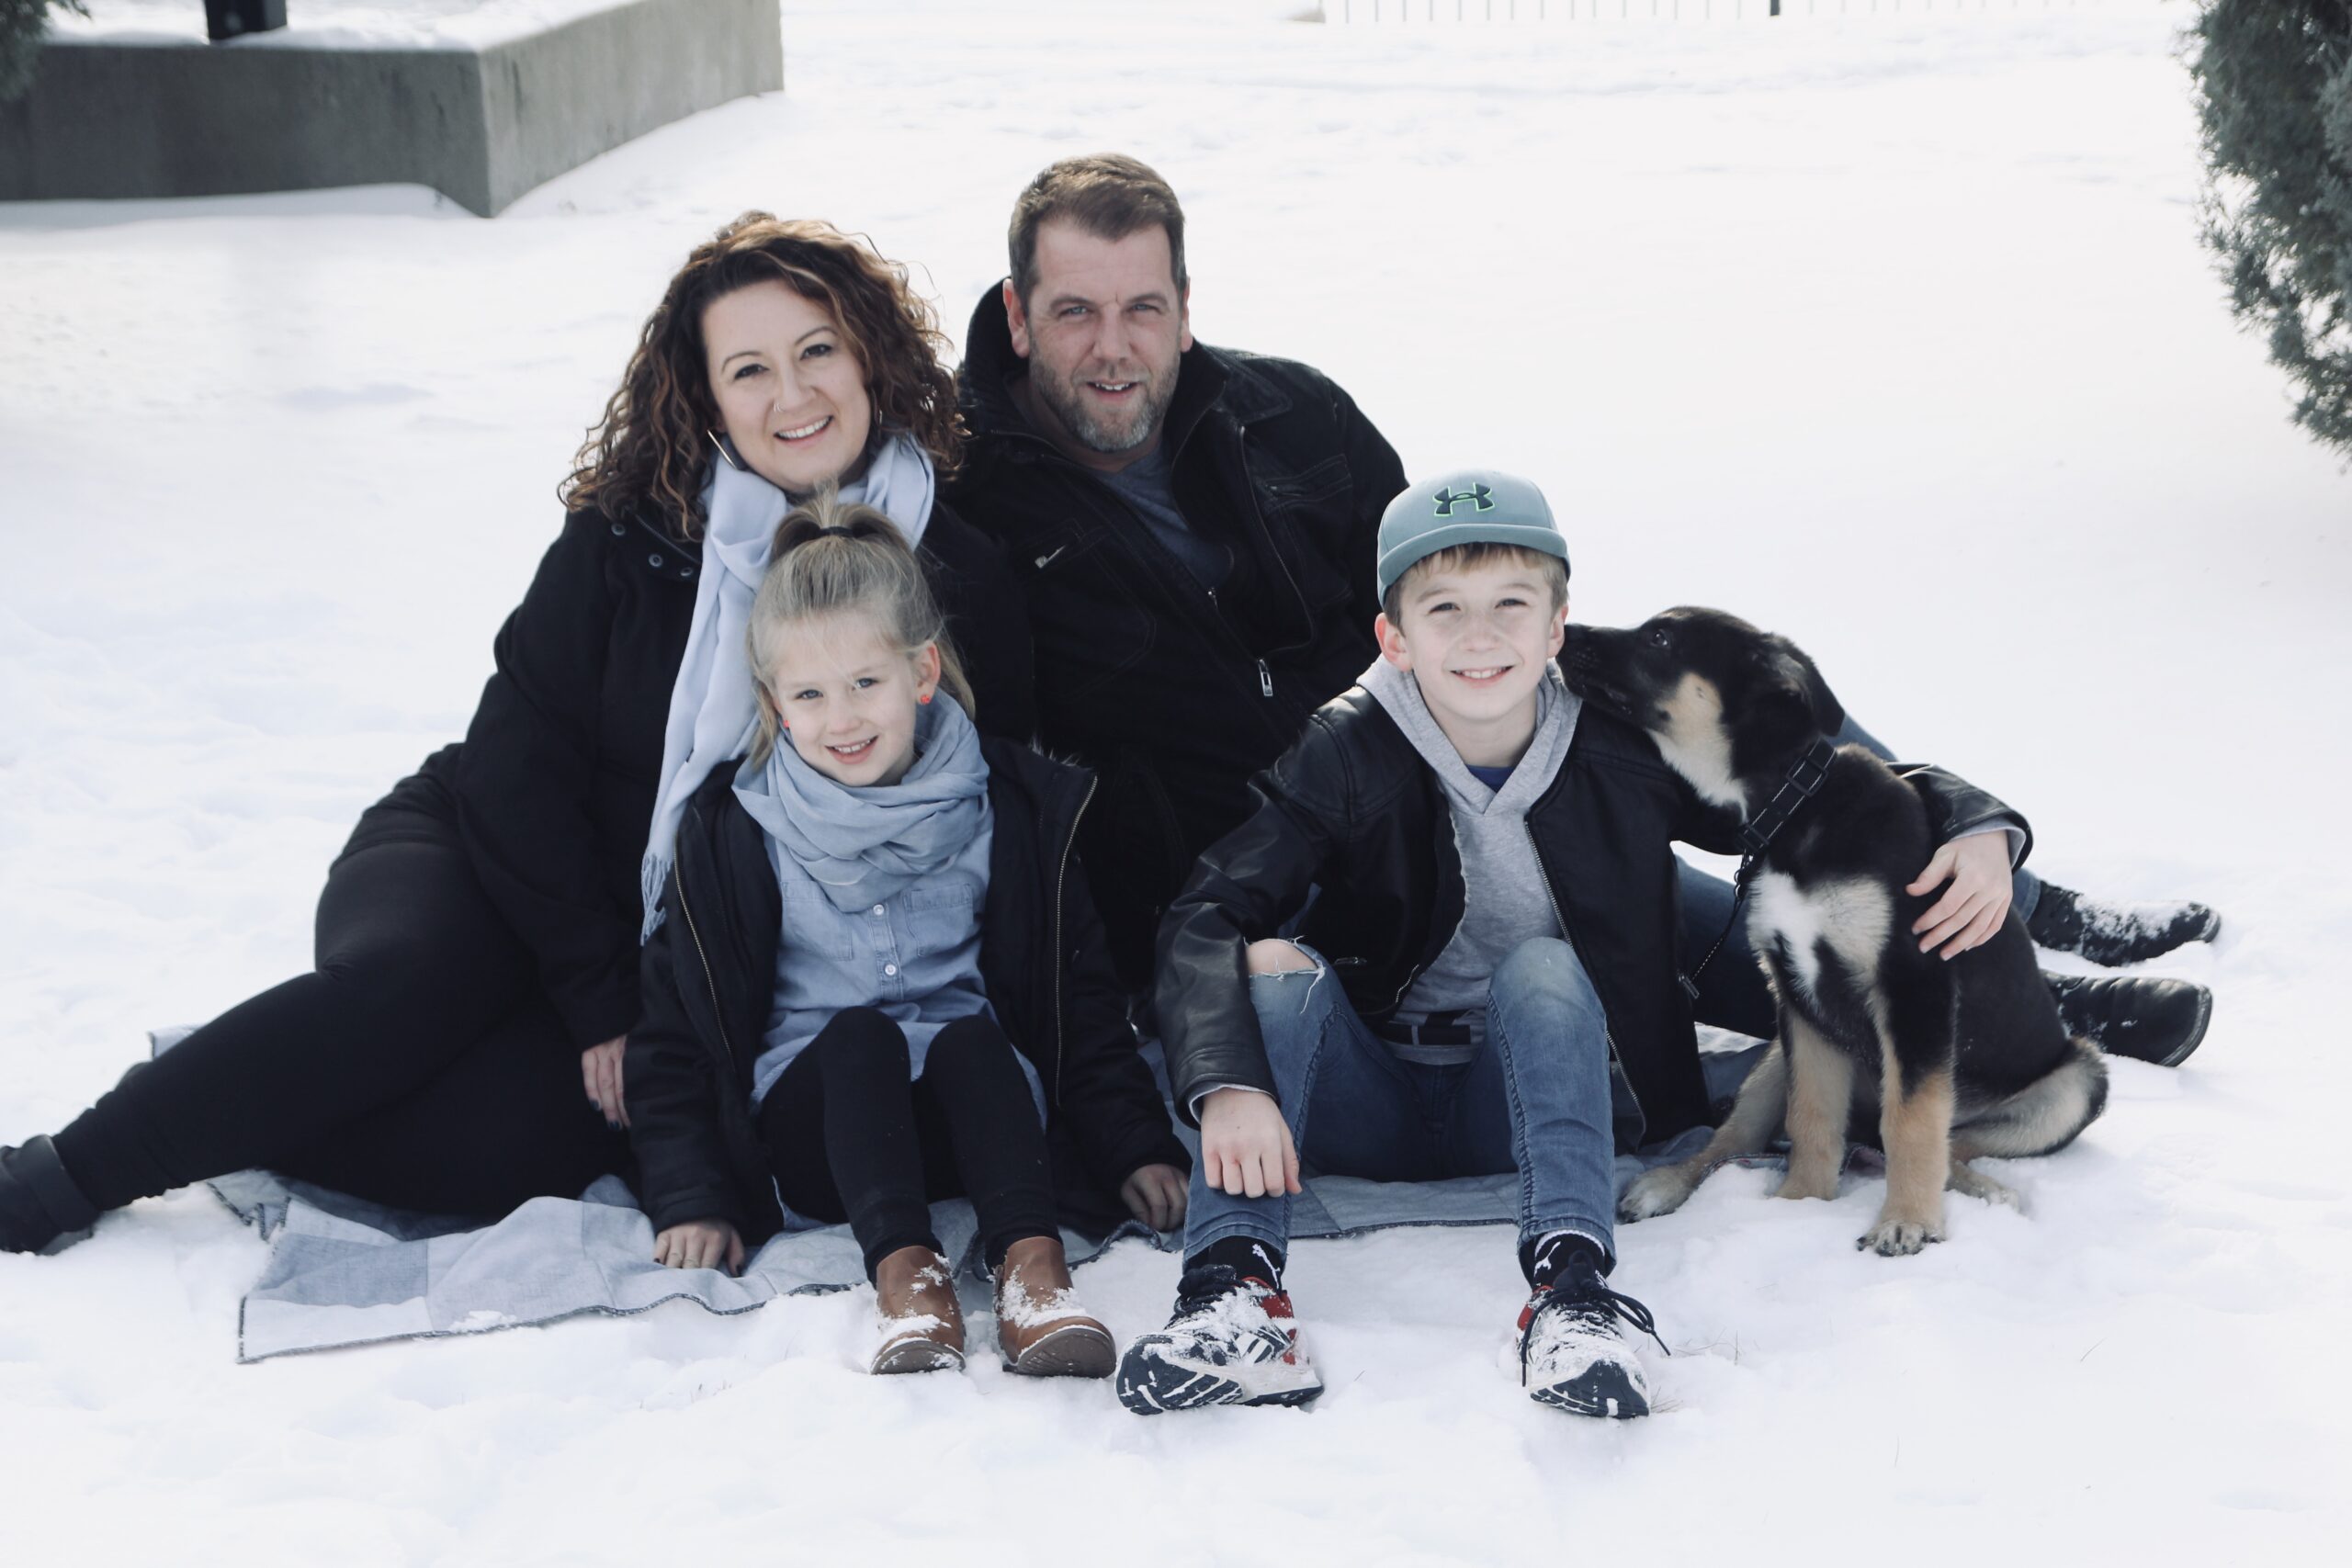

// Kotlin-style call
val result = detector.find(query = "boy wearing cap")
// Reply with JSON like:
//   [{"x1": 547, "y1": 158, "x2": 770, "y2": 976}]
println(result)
[{"x1": 1116, "y1": 470, "x2": 2021, "y2": 1419}]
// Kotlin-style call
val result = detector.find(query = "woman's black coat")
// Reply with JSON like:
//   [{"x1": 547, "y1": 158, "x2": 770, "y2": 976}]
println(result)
[
  {"x1": 625, "y1": 739, "x2": 1189, "y2": 1245},
  {"x1": 419, "y1": 499, "x2": 1034, "y2": 1053}
]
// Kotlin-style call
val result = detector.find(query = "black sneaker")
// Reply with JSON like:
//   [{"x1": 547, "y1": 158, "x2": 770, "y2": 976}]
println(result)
[
  {"x1": 2028, "y1": 883, "x2": 2221, "y2": 968},
  {"x1": 2046, "y1": 972, "x2": 2213, "y2": 1067},
  {"x1": 1517, "y1": 1265, "x2": 1667, "y2": 1419},
  {"x1": 1114, "y1": 1265, "x2": 1323, "y2": 1415},
  {"x1": 0, "y1": 1135, "x2": 100, "y2": 1254}
]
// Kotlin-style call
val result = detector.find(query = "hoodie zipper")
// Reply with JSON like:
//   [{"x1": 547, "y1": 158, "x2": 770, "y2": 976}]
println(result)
[{"x1": 1050, "y1": 773, "x2": 1099, "y2": 1108}]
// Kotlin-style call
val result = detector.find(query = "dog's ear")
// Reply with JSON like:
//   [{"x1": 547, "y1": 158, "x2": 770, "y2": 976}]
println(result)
[{"x1": 1760, "y1": 637, "x2": 1847, "y2": 740}]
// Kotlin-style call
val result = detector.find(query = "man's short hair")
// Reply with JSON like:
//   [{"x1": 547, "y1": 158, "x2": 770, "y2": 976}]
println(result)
[
  {"x1": 1008, "y1": 153, "x2": 1189, "y2": 307},
  {"x1": 1381, "y1": 543, "x2": 1572, "y2": 627}
]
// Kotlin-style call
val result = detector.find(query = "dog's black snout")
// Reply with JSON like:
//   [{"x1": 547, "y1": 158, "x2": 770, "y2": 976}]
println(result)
[{"x1": 1558, "y1": 627, "x2": 1601, "y2": 679}]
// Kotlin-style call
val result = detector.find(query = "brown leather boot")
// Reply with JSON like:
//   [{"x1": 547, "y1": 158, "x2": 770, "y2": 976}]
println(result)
[
  {"x1": 994, "y1": 1235, "x2": 1114, "y2": 1379},
  {"x1": 871, "y1": 1245, "x2": 966, "y2": 1375}
]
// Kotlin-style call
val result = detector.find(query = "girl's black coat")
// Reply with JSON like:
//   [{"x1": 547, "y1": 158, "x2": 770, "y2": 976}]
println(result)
[
  {"x1": 417, "y1": 500, "x2": 1034, "y2": 1055},
  {"x1": 625, "y1": 739, "x2": 1188, "y2": 1244}
]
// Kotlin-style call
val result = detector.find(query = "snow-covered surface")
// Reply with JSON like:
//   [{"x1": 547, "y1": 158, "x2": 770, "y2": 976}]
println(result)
[
  {"x1": 3, "y1": 0, "x2": 2347, "y2": 1559},
  {"x1": 50, "y1": 0, "x2": 639, "y2": 51}
]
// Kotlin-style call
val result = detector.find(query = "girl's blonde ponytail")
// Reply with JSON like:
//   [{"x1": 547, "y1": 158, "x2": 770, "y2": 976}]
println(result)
[{"x1": 746, "y1": 491, "x2": 975, "y2": 765}]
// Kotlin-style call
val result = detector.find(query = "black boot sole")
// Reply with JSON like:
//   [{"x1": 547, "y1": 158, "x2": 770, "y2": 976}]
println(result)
[
  {"x1": 2145, "y1": 986, "x2": 2212, "y2": 1068},
  {"x1": 1114, "y1": 1352, "x2": 1324, "y2": 1415},
  {"x1": 1003, "y1": 1323, "x2": 1117, "y2": 1379},
  {"x1": 1530, "y1": 1360, "x2": 1651, "y2": 1420},
  {"x1": 872, "y1": 1337, "x2": 966, "y2": 1375}
]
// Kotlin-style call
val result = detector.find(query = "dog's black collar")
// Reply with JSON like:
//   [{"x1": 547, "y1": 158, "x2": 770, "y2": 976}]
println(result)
[{"x1": 1679, "y1": 738, "x2": 1840, "y2": 1000}]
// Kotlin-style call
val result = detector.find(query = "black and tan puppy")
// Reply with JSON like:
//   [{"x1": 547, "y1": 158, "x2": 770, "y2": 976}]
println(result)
[{"x1": 1563, "y1": 608, "x2": 2107, "y2": 1255}]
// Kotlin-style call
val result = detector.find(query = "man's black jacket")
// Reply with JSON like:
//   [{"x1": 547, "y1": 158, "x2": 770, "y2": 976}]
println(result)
[
  {"x1": 427, "y1": 498, "x2": 1034, "y2": 1054},
  {"x1": 1156, "y1": 682, "x2": 2031, "y2": 1149},
  {"x1": 950, "y1": 287, "x2": 1408, "y2": 984},
  {"x1": 625, "y1": 738, "x2": 1188, "y2": 1245}
]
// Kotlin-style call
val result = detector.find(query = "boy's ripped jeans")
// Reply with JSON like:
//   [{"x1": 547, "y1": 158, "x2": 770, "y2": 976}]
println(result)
[{"x1": 1182, "y1": 937, "x2": 1618, "y2": 1268}]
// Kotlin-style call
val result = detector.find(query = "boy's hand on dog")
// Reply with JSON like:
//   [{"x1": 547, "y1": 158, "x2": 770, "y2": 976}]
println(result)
[
  {"x1": 1200, "y1": 1088, "x2": 1303, "y2": 1199},
  {"x1": 654, "y1": 1219, "x2": 744, "y2": 1274},
  {"x1": 1908, "y1": 833, "x2": 2014, "y2": 958},
  {"x1": 1121, "y1": 1163, "x2": 1190, "y2": 1230}
]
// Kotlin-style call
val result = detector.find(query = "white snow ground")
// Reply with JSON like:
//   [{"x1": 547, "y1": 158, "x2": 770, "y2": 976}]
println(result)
[{"x1": 3, "y1": 2, "x2": 2348, "y2": 1562}]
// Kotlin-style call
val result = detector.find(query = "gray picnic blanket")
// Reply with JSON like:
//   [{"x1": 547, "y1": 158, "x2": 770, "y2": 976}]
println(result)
[{"x1": 157, "y1": 1029, "x2": 1758, "y2": 1362}]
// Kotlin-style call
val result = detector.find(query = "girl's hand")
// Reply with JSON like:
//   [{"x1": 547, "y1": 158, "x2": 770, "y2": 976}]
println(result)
[
  {"x1": 1199, "y1": 1089, "x2": 1302, "y2": 1200},
  {"x1": 1120, "y1": 1163, "x2": 1189, "y2": 1231},
  {"x1": 1908, "y1": 833, "x2": 2014, "y2": 959},
  {"x1": 582, "y1": 1035, "x2": 629, "y2": 1128},
  {"x1": 654, "y1": 1220, "x2": 744, "y2": 1274}
]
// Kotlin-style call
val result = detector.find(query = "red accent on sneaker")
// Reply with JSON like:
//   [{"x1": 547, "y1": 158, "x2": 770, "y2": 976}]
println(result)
[
  {"x1": 1515, "y1": 1285, "x2": 1553, "y2": 1336},
  {"x1": 1241, "y1": 1282, "x2": 1304, "y2": 1364}
]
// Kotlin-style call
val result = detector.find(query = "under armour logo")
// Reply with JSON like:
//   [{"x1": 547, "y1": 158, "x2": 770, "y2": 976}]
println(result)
[{"x1": 1432, "y1": 483, "x2": 1495, "y2": 517}]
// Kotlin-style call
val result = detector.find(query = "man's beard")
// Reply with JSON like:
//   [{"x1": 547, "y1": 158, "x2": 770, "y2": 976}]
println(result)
[{"x1": 1030, "y1": 360, "x2": 1177, "y2": 456}]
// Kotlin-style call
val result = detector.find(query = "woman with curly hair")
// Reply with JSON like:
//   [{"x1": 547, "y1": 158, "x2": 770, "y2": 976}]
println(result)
[{"x1": 0, "y1": 215, "x2": 1033, "y2": 1253}]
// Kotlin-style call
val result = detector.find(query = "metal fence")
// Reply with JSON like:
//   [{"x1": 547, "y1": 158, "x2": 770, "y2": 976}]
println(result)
[{"x1": 1324, "y1": 0, "x2": 2141, "y2": 19}]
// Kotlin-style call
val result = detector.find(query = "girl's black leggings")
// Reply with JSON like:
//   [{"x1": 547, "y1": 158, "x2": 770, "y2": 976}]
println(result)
[
  {"x1": 758, "y1": 1008, "x2": 1057, "y2": 1281},
  {"x1": 49, "y1": 774, "x2": 627, "y2": 1217}
]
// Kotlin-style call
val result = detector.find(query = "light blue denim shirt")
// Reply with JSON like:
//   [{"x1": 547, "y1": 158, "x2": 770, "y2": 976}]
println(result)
[{"x1": 745, "y1": 796, "x2": 1045, "y2": 1117}]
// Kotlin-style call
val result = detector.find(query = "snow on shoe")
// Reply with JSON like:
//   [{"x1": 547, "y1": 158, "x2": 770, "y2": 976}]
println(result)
[
  {"x1": 1517, "y1": 1269, "x2": 1667, "y2": 1420},
  {"x1": 870, "y1": 1246, "x2": 966, "y2": 1376},
  {"x1": 1116, "y1": 1266, "x2": 1323, "y2": 1415},
  {"x1": 2027, "y1": 884, "x2": 2222, "y2": 968},
  {"x1": 993, "y1": 1235, "x2": 1114, "y2": 1378}
]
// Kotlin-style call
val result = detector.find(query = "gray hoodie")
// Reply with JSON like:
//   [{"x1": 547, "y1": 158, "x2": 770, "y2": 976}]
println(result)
[{"x1": 1359, "y1": 655, "x2": 1582, "y2": 1062}]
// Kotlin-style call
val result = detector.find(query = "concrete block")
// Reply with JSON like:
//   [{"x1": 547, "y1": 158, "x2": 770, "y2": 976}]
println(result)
[{"x1": 0, "y1": 0, "x2": 784, "y2": 215}]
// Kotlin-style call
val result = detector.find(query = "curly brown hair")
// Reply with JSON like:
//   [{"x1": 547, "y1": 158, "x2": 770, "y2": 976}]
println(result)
[{"x1": 561, "y1": 214, "x2": 964, "y2": 540}]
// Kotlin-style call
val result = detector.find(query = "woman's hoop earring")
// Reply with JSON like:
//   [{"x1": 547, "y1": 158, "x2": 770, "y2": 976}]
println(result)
[{"x1": 707, "y1": 430, "x2": 748, "y2": 472}]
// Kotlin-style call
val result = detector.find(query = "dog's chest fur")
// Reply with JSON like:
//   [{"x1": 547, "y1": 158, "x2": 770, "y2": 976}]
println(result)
[{"x1": 1747, "y1": 869, "x2": 1894, "y2": 1019}]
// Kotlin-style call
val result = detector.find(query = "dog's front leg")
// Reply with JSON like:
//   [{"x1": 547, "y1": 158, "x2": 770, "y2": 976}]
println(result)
[
  {"x1": 1776, "y1": 1013, "x2": 1851, "y2": 1202},
  {"x1": 1620, "y1": 1041, "x2": 1788, "y2": 1222},
  {"x1": 1862, "y1": 1038, "x2": 1953, "y2": 1256},
  {"x1": 1944, "y1": 1156, "x2": 2021, "y2": 1212}
]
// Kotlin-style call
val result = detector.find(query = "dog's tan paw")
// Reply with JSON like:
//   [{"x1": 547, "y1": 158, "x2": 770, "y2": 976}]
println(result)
[
  {"x1": 1774, "y1": 1169, "x2": 1839, "y2": 1202},
  {"x1": 1619, "y1": 1166, "x2": 1700, "y2": 1222},
  {"x1": 1857, "y1": 1214, "x2": 1944, "y2": 1256},
  {"x1": 1947, "y1": 1161, "x2": 2022, "y2": 1212}
]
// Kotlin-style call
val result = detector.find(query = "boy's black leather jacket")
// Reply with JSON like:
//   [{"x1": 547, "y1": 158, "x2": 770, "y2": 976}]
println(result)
[
  {"x1": 1155, "y1": 682, "x2": 2030, "y2": 1148},
  {"x1": 627, "y1": 739, "x2": 1187, "y2": 1245}
]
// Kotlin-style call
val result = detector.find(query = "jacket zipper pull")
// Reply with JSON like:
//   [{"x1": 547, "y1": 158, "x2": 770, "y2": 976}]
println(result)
[{"x1": 1257, "y1": 660, "x2": 1273, "y2": 699}]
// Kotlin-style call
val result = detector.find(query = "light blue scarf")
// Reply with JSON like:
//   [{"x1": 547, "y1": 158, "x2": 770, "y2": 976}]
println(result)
[
  {"x1": 732, "y1": 692, "x2": 989, "y2": 914},
  {"x1": 638, "y1": 430, "x2": 937, "y2": 938}
]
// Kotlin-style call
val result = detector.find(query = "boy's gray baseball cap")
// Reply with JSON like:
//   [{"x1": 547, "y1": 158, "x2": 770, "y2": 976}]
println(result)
[{"x1": 1375, "y1": 469, "x2": 1569, "y2": 605}]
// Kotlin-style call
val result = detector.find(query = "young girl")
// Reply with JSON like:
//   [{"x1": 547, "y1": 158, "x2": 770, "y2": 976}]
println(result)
[{"x1": 626, "y1": 494, "x2": 1188, "y2": 1377}]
